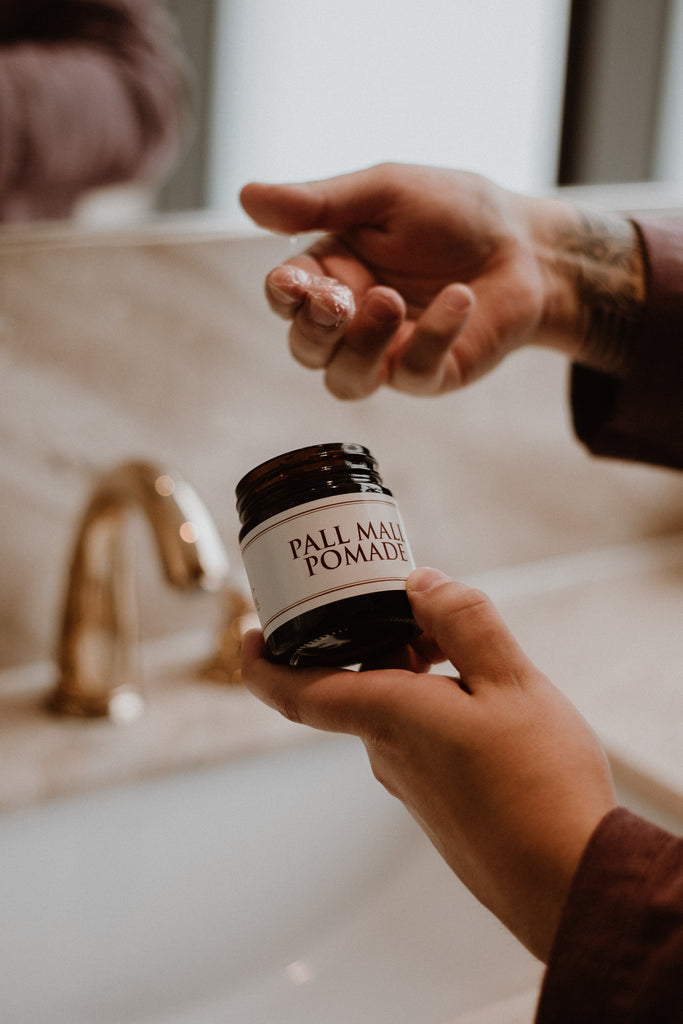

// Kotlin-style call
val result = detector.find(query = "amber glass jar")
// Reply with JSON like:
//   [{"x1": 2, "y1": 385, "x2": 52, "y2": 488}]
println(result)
[{"x1": 236, "y1": 442, "x2": 419, "y2": 667}]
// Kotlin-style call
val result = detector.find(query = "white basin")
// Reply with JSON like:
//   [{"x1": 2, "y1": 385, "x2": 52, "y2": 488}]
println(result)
[
  {"x1": 2, "y1": 729, "x2": 680, "y2": 1024},
  {"x1": 1, "y1": 732, "x2": 546, "y2": 1024}
]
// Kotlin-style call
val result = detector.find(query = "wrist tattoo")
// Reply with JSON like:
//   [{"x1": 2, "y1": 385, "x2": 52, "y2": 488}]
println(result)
[{"x1": 557, "y1": 209, "x2": 645, "y2": 377}]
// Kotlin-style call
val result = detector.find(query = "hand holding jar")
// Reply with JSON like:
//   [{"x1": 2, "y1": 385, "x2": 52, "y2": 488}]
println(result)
[{"x1": 241, "y1": 565, "x2": 617, "y2": 963}]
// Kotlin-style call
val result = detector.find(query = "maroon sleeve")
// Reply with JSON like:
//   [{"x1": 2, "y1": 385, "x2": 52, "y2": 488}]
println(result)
[
  {"x1": 0, "y1": 0, "x2": 187, "y2": 219},
  {"x1": 535, "y1": 808, "x2": 683, "y2": 1023},
  {"x1": 570, "y1": 218, "x2": 683, "y2": 470}
]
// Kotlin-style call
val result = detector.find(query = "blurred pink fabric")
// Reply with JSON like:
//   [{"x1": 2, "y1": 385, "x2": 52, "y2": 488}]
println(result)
[{"x1": 0, "y1": 0, "x2": 186, "y2": 220}]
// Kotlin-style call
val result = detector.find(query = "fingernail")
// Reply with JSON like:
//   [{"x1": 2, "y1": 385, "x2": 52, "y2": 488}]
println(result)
[
  {"x1": 310, "y1": 301, "x2": 344, "y2": 328},
  {"x1": 269, "y1": 282, "x2": 299, "y2": 307},
  {"x1": 268, "y1": 266, "x2": 310, "y2": 306},
  {"x1": 308, "y1": 279, "x2": 356, "y2": 328},
  {"x1": 443, "y1": 284, "x2": 473, "y2": 314},
  {"x1": 407, "y1": 566, "x2": 451, "y2": 594},
  {"x1": 364, "y1": 292, "x2": 402, "y2": 325}
]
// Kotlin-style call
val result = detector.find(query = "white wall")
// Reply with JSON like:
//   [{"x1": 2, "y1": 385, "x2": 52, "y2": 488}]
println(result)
[
  {"x1": 209, "y1": 0, "x2": 571, "y2": 225},
  {"x1": 655, "y1": 0, "x2": 683, "y2": 184}
]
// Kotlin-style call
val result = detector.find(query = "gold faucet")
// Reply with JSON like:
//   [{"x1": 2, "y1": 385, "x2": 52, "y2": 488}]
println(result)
[{"x1": 48, "y1": 461, "x2": 231, "y2": 722}]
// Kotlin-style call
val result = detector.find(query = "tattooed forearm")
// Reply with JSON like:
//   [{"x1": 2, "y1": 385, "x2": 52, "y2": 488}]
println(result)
[{"x1": 555, "y1": 209, "x2": 645, "y2": 377}]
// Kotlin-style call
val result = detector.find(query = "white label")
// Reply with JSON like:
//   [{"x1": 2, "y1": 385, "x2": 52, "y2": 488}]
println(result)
[{"x1": 240, "y1": 493, "x2": 415, "y2": 639}]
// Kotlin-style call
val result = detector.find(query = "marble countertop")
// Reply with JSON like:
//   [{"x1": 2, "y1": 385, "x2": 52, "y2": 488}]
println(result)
[
  {"x1": 0, "y1": 628, "x2": 311, "y2": 813},
  {"x1": 474, "y1": 532, "x2": 683, "y2": 821},
  {"x1": 1, "y1": 531, "x2": 681, "y2": 820},
  {"x1": 443, "y1": 989, "x2": 539, "y2": 1024}
]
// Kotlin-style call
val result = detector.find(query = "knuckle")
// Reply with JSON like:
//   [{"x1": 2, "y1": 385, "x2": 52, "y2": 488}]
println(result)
[
  {"x1": 368, "y1": 759, "x2": 400, "y2": 800},
  {"x1": 325, "y1": 371, "x2": 375, "y2": 401},
  {"x1": 371, "y1": 161, "x2": 404, "y2": 193},
  {"x1": 271, "y1": 691, "x2": 304, "y2": 726},
  {"x1": 460, "y1": 586, "x2": 493, "y2": 611},
  {"x1": 438, "y1": 584, "x2": 495, "y2": 631},
  {"x1": 389, "y1": 344, "x2": 448, "y2": 394},
  {"x1": 364, "y1": 726, "x2": 402, "y2": 797},
  {"x1": 453, "y1": 585, "x2": 494, "y2": 617},
  {"x1": 389, "y1": 357, "x2": 439, "y2": 394},
  {"x1": 289, "y1": 329, "x2": 332, "y2": 369}
]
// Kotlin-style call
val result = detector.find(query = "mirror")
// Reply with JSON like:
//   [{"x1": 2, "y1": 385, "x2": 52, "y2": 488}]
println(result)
[
  {"x1": 163, "y1": 0, "x2": 683, "y2": 224},
  {"x1": 5, "y1": 1, "x2": 680, "y2": 231}
]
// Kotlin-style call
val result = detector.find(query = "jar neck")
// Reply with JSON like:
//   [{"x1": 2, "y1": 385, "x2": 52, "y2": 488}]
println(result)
[{"x1": 236, "y1": 443, "x2": 391, "y2": 537}]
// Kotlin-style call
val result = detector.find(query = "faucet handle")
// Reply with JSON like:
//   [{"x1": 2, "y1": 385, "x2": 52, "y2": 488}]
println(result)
[{"x1": 203, "y1": 587, "x2": 259, "y2": 685}]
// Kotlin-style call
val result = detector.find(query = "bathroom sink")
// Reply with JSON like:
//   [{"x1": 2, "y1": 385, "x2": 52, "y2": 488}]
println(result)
[
  {"x1": 2, "y1": 726, "x2": 680, "y2": 1024},
  {"x1": 1, "y1": 730, "x2": 545, "y2": 1024}
]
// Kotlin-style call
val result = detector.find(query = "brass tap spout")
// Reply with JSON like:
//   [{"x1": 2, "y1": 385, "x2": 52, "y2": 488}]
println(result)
[{"x1": 48, "y1": 461, "x2": 229, "y2": 722}]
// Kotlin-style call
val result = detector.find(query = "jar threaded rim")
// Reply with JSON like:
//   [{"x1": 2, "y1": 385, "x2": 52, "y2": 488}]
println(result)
[{"x1": 236, "y1": 442, "x2": 390, "y2": 536}]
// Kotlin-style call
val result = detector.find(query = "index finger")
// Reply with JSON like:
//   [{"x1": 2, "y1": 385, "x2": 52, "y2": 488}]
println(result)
[
  {"x1": 241, "y1": 629, "x2": 429, "y2": 738},
  {"x1": 241, "y1": 629, "x2": 370, "y2": 734}
]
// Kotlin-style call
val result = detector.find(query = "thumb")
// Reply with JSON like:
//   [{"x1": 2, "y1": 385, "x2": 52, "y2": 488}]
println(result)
[
  {"x1": 406, "y1": 567, "x2": 537, "y2": 687},
  {"x1": 239, "y1": 167, "x2": 387, "y2": 235}
]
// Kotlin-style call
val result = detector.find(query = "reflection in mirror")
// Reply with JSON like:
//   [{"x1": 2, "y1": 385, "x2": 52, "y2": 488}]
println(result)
[
  {"x1": 0, "y1": 0, "x2": 187, "y2": 225},
  {"x1": 1, "y1": 0, "x2": 682, "y2": 227},
  {"x1": 558, "y1": 0, "x2": 683, "y2": 186},
  {"x1": 162, "y1": 0, "x2": 683, "y2": 226}
]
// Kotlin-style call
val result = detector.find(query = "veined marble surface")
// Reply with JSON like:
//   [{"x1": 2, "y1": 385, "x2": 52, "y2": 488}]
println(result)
[
  {"x1": 0, "y1": 627, "x2": 312, "y2": 813},
  {"x1": 2, "y1": 218, "x2": 682, "y2": 670},
  {"x1": 0, "y1": 213, "x2": 681, "y2": 819},
  {"x1": 442, "y1": 988, "x2": 539, "y2": 1024},
  {"x1": 1, "y1": 532, "x2": 681, "y2": 820}
]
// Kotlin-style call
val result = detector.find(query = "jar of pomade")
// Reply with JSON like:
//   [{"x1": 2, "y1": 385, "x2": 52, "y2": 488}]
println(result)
[{"x1": 236, "y1": 442, "x2": 419, "y2": 666}]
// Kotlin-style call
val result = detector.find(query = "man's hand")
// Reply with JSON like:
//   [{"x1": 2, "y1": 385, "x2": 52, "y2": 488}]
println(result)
[
  {"x1": 240, "y1": 163, "x2": 645, "y2": 396},
  {"x1": 242, "y1": 566, "x2": 617, "y2": 961},
  {"x1": 240, "y1": 164, "x2": 545, "y2": 398}
]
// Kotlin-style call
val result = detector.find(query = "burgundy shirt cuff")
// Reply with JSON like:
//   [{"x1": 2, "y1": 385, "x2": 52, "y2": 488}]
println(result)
[
  {"x1": 570, "y1": 217, "x2": 683, "y2": 470},
  {"x1": 536, "y1": 807, "x2": 683, "y2": 1023}
]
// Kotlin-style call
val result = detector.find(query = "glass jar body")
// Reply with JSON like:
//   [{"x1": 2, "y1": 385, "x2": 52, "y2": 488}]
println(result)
[{"x1": 236, "y1": 443, "x2": 419, "y2": 667}]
